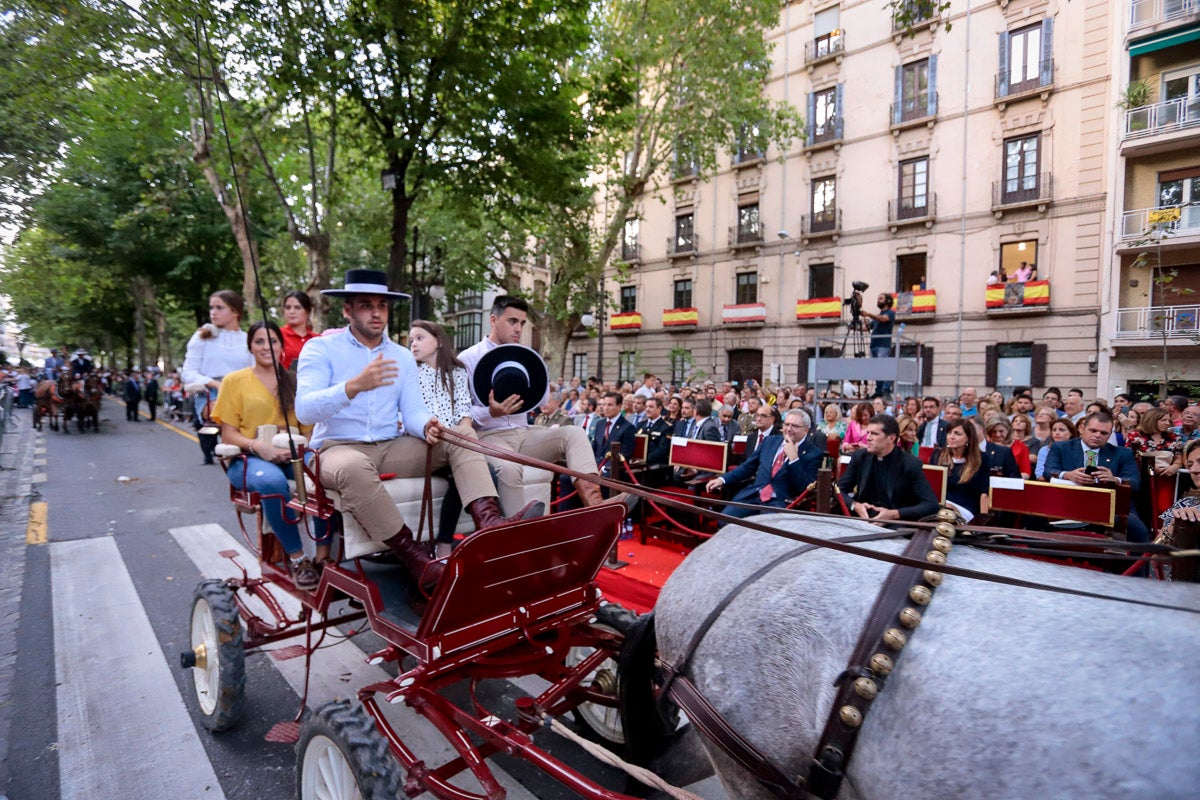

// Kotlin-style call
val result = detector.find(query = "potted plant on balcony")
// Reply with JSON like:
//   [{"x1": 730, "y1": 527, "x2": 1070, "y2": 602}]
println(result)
[{"x1": 1117, "y1": 79, "x2": 1153, "y2": 131}]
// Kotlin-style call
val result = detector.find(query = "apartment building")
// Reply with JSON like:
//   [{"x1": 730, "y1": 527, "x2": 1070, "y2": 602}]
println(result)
[
  {"x1": 576, "y1": 0, "x2": 1121, "y2": 398},
  {"x1": 1099, "y1": 0, "x2": 1200, "y2": 398}
]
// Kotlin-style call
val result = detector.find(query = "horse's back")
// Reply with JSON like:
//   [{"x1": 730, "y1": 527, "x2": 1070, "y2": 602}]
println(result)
[{"x1": 656, "y1": 515, "x2": 1200, "y2": 800}]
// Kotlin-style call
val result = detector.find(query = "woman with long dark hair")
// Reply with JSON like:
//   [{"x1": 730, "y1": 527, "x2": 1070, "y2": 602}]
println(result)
[
  {"x1": 211, "y1": 321, "x2": 330, "y2": 589},
  {"x1": 279, "y1": 290, "x2": 319, "y2": 370},
  {"x1": 181, "y1": 290, "x2": 252, "y2": 464},
  {"x1": 934, "y1": 419, "x2": 989, "y2": 518},
  {"x1": 410, "y1": 320, "x2": 481, "y2": 558}
]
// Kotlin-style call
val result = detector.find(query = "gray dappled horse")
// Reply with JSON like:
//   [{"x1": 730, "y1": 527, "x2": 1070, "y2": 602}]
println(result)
[{"x1": 632, "y1": 514, "x2": 1199, "y2": 800}]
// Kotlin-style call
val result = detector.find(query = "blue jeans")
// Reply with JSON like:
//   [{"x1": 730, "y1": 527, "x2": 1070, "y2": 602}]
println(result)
[
  {"x1": 226, "y1": 456, "x2": 328, "y2": 555},
  {"x1": 871, "y1": 345, "x2": 893, "y2": 396}
]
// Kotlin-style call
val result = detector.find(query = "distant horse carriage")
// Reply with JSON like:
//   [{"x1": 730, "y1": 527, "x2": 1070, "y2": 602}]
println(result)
[
  {"x1": 32, "y1": 379, "x2": 63, "y2": 431},
  {"x1": 58, "y1": 373, "x2": 102, "y2": 433}
]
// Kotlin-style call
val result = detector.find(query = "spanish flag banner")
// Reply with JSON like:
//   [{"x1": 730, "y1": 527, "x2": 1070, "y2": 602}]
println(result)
[
  {"x1": 662, "y1": 308, "x2": 699, "y2": 326},
  {"x1": 609, "y1": 312, "x2": 642, "y2": 330},
  {"x1": 795, "y1": 297, "x2": 842, "y2": 319},
  {"x1": 986, "y1": 280, "x2": 1050, "y2": 308}
]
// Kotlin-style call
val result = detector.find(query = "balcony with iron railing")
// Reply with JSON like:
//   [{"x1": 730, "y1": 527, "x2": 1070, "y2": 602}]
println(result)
[
  {"x1": 1118, "y1": 204, "x2": 1200, "y2": 248},
  {"x1": 620, "y1": 242, "x2": 641, "y2": 263},
  {"x1": 804, "y1": 116, "x2": 844, "y2": 151},
  {"x1": 728, "y1": 224, "x2": 763, "y2": 249},
  {"x1": 889, "y1": 93, "x2": 938, "y2": 132},
  {"x1": 667, "y1": 234, "x2": 700, "y2": 258},
  {"x1": 804, "y1": 31, "x2": 844, "y2": 66},
  {"x1": 1128, "y1": 0, "x2": 1200, "y2": 35},
  {"x1": 891, "y1": 1, "x2": 940, "y2": 34},
  {"x1": 888, "y1": 193, "x2": 937, "y2": 229},
  {"x1": 991, "y1": 172, "x2": 1052, "y2": 214},
  {"x1": 1120, "y1": 97, "x2": 1200, "y2": 156},
  {"x1": 994, "y1": 58, "x2": 1055, "y2": 106},
  {"x1": 1114, "y1": 303, "x2": 1200, "y2": 343},
  {"x1": 802, "y1": 209, "x2": 842, "y2": 239}
]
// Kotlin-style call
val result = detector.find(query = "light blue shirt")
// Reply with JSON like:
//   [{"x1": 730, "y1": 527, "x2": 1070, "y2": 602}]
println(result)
[{"x1": 295, "y1": 330, "x2": 432, "y2": 450}]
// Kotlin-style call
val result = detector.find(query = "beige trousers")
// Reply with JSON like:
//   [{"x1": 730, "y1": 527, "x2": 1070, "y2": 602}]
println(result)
[
  {"x1": 479, "y1": 425, "x2": 597, "y2": 501},
  {"x1": 317, "y1": 433, "x2": 494, "y2": 543}
]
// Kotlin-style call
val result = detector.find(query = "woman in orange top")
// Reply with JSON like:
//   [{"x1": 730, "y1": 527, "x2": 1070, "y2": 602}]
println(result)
[{"x1": 279, "y1": 290, "x2": 319, "y2": 370}]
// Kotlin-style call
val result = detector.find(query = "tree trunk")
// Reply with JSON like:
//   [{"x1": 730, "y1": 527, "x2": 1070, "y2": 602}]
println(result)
[
  {"x1": 132, "y1": 276, "x2": 149, "y2": 371},
  {"x1": 306, "y1": 233, "x2": 333, "y2": 330}
]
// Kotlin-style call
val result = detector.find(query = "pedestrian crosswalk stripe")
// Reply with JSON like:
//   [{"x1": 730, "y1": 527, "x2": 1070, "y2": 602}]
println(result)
[
  {"x1": 51, "y1": 537, "x2": 226, "y2": 800},
  {"x1": 168, "y1": 523, "x2": 539, "y2": 799}
]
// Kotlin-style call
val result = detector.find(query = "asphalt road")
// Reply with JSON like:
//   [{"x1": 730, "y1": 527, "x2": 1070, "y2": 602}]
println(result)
[{"x1": 0, "y1": 399, "x2": 726, "y2": 800}]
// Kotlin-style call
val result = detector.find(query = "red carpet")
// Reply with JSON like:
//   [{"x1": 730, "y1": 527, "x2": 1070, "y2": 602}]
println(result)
[{"x1": 596, "y1": 537, "x2": 692, "y2": 613}]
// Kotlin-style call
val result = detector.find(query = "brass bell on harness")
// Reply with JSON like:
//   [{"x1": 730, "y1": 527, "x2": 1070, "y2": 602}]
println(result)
[
  {"x1": 899, "y1": 607, "x2": 922, "y2": 629},
  {"x1": 926, "y1": 550, "x2": 946, "y2": 565},
  {"x1": 932, "y1": 535, "x2": 953, "y2": 554},
  {"x1": 935, "y1": 521, "x2": 957, "y2": 538},
  {"x1": 923, "y1": 569, "x2": 943, "y2": 586},
  {"x1": 937, "y1": 507, "x2": 957, "y2": 522},
  {"x1": 909, "y1": 585, "x2": 933, "y2": 605},
  {"x1": 853, "y1": 677, "x2": 879, "y2": 699},
  {"x1": 839, "y1": 705, "x2": 863, "y2": 728},
  {"x1": 869, "y1": 653, "x2": 894, "y2": 675},
  {"x1": 883, "y1": 627, "x2": 907, "y2": 650}
]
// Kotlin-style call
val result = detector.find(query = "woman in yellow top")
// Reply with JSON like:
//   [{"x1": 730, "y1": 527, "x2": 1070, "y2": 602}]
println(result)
[{"x1": 212, "y1": 321, "x2": 330, "y2": 589}]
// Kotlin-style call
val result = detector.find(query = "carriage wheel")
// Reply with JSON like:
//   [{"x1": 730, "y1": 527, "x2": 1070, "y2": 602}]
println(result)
[
  {"x1": 296, "y1": 701, "x2": 402, "y2": 800},
  {"x1": 567, "y1": 603, "x2": 641, "y2": 746},
  {"x1": 187, "y1": 579, "x2": 246, "y2": 732}
]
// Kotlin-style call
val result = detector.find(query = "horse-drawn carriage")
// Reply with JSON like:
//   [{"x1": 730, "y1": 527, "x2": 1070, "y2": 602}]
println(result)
[
  {"x1": 34, "y1": 373, "x2": 101, "y2": 433},
  {"x1": 180, "y1": 426, "x2": 1200, "y2": 800}
]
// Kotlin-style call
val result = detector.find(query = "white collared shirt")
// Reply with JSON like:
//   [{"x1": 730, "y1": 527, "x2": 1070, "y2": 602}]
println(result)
[{"x1": 295, "y1": 329, "x2": 432, "y2": 450}]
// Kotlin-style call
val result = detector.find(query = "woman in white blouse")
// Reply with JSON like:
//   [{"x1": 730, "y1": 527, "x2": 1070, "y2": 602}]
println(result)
[
  {"x1": 181, "y1": 290, "x2": 252, "y2": 464},
  {"x1": 410, "y1": 320, "x2": 483, "y2": 557}
]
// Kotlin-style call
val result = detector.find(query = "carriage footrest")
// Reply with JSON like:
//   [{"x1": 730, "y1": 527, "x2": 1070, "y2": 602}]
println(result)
[
  {"x1": 264, "y1": 720, "x2": 301, "y2": 743},
  {"x1": 351, "y1": 560, "x2": 423, "y2": 632}
]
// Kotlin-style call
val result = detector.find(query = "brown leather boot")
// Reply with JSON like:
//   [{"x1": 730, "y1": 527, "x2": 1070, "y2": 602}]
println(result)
[
  {"x1": 575, "y1": 479, "x2": 604, "y2": 507},
  {"x1": 575, "y1": 478, "x2": 638, "y2": 515},
  {"x1": 382, "y1": 526, "x2": 443, "y2": 592},
  {"x1": 466, "y1": 496, "x2": 545, "y2": 531}
]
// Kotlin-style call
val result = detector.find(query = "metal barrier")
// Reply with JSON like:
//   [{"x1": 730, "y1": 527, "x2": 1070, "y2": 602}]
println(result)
[{"x1": 0, "y1": 385, "x2": 14, "y2": 455}]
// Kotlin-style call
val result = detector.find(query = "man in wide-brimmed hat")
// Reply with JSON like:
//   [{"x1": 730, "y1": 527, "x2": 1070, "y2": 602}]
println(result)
[
  {"x1": 458, "y1": 295, "x2": 632, "y2": 512},
  {"x1": 295, "y1": 270, "x2": 541, "y2": 591}
]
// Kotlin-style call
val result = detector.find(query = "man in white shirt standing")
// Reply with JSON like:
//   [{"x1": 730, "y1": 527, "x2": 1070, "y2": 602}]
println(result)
[
  {"x1": 458, "y1": 296, "x2": 618, "y2": 510},
  {"x1": 296, "y1": 271, "x2": 538, "y2": 590}
]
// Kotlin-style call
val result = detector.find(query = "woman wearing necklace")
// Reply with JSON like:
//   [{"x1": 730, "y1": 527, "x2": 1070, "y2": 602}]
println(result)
[
  {"x1": 181, "y1": 290, "x2": 252, "y2": 465},
  {"x1": 211, "y1": 321, "x2": 330, "y2": 589},
  {"x1": 279, "y1": 290, "x2": 320, "y2": 370}
]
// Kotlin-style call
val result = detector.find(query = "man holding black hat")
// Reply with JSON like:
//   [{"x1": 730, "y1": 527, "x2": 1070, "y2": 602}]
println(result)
[
  {"x1": 296, "y1": 271, "x2": 540, "y2": 592},
  {"x1": 459, "y1": 295, "x2": 624, "y2": 511}
]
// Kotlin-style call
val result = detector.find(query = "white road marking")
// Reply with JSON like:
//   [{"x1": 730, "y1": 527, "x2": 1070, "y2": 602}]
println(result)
[
  {"x1": 52, "y1": 537, "x2": 226, "y2": 800},
  {"x1": 169, "y1": 523, "x2": 538, "y2": 799}
]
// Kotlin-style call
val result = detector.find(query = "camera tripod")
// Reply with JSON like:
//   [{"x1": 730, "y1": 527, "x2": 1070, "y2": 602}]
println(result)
[{"x1": 841, "y1": 309, "x2": 869, "y2": 359}]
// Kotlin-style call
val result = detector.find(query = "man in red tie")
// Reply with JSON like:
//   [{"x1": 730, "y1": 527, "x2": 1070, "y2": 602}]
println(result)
[
  {"x1": 743, "y1": 406, "x2": 780, "y2": 460},
  {"x1": 706, "y1": 409, "x2": 823, "y2": 523},
  {"x1": 591, "y1": 391, "x2": 636, "y2": 465}
]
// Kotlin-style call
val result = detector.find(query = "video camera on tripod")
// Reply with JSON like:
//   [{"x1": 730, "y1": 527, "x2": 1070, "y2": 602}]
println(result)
[
  {"x1": 842, "y1": 280, "x2": 870, "y2": 326},
  {"x1": 840, "y1": 280, "x2": 871, "y2": 357}
]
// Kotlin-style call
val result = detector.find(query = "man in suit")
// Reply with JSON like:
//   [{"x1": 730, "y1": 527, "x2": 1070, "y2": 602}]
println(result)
[
  {"x1": 717, "y1": 404, "x2": 739, "y2": 443},
  {"x1": 707, "y1": 410, "x2": 823, "y2": 522},
  {"x1": 123, "y1": 372, "x2": 142, "y2": 421},
  {"x1": 575, "y1": 396, "x2": 598, "y2": 433},
  {"x1": 637, "y1": 396, "x2": 672, "y2": 467},
  {"x1": 591, "y1": 391, "x2": 636, "y2": 465},
  {"x1": 143, "y1": 370, "x2": 160, "y2": 421},
  {"x1": 917, "y1": 396, "x2": 947, "y2": 448},
  {"x1": 673, "y1": 397, "x2": 723, "y2": 485},
  {"x1": 1044, "y1": 411, "x2": 1149, "y2": 543},
  {"x1": 742, "y1": 405, "x2": 780, "y2": 461},
  {"x1": 838, "y1": 414, "x2": 940, "y2": 521}
]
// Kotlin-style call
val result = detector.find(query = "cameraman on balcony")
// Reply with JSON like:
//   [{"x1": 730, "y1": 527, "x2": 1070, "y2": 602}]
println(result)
[{"x1": 861, "y1": 293, "x2": 897, "y2": 400}]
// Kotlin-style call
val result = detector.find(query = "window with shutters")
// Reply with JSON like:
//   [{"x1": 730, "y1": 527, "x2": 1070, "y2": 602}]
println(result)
[
  {"x1": 811, "y1": 177, "x2": 837, "y2": 232},
  {"x1": 900, "y1": 59, "x2": 930, "y2": 121},
  {"x1": 618, "y1": 351, "x2": 637, "y2": 383},
  {"x1": 897, "y1": 158, "x2": 929, "y2": 218},
  {"x1": 670, "y1": 350, "x2": 693, "y2": 384},
  {"x1": 809, "y1": 86, "x2": 842, "y2": 145},
  {"x1": 572, "y1": 353, "x2": 588, "y2": 381},
  {"x1": 622, "y1": 218, "x2": 640, "y2": 262},
  {"x1": 996, "y1": 20, "x2": 1054, "y2": 101},
  {"x1": 736, "y1": 203, "x2": 762, "y2": 244}
]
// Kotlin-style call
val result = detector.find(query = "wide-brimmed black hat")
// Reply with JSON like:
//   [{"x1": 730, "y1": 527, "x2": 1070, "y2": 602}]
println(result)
[
  {"x1": 471, "y1": 344, "x2": 548, "y2": 413},
  {"x1": 321, "y1": 269, "x2": 410, "y2": 300}
]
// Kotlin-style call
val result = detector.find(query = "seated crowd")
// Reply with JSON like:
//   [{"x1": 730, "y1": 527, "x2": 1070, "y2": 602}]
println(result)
[{"x1": 172, "y1": 272, "x2": 1198, "y2": 590}]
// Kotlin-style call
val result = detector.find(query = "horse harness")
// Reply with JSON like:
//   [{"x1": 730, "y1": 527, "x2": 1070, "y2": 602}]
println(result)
[{"x1": 660, "y1": 515, "x2": 960, "y2": 800}]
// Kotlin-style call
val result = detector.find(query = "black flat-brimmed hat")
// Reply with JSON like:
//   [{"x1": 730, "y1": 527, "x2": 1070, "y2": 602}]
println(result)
[
  {"x1": 470, "y1": 344, "x2": 548, "y2": 413},
  {"x1": 321, "y1": 269, "x2": 411, "y2": 300}
]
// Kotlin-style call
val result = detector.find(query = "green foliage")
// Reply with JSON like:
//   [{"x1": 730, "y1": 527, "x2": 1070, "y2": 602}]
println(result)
[
  {"x1": 888, "y1": 0, "x2": 951, "y2": 36},
  {"x1": 1116, "y1": 79, "x2": 1153, "y2": 111}
]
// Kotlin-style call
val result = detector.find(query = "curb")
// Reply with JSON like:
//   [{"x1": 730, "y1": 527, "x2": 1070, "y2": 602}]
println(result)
[{"x1": 0, "y1": 409, "x2": 40, "y2": 781}]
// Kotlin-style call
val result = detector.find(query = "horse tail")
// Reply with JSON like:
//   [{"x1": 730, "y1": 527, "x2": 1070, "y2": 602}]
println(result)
[{"x1": 618, "y1": 613, "x2": 714, "y2": 790}]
